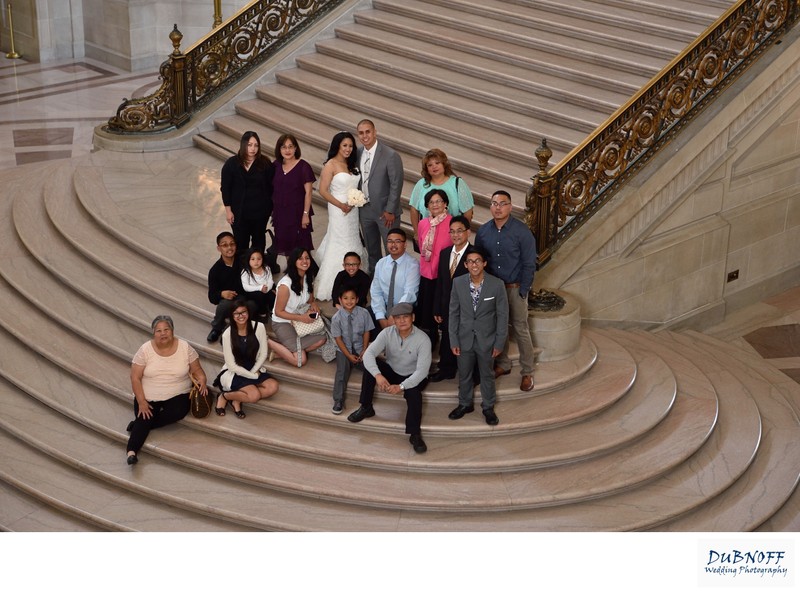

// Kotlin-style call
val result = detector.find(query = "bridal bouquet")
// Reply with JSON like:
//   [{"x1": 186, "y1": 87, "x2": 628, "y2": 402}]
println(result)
[{"x1": 347, "y1": 188, "x2": 367, "y2": 207}]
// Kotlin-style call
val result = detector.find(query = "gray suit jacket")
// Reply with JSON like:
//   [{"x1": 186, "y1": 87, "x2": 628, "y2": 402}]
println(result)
[
  {"x1": 358, "y1": 141, "x2": 404, "y2": 220},
  {"x1": 449, "y1": 273, "x2": 509, "y2": 352}
]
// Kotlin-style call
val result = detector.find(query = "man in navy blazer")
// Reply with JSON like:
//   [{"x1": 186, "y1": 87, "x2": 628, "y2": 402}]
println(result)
[
  {"x1": 356, "y1": 119, "x2": 404, "y2": 275},
  {"x1": 430, "y1": 215, "x2": 471, "y2": 382},
  {"x1": 448, "y1": 245, "x2": 509, "y2": 425}
]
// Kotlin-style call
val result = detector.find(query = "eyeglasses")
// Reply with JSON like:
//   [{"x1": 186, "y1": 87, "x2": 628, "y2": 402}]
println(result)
[
  {"x1": 490, "y1": 201, "x2": 511, "y2": 208},
  {"x1": 428, "y1": 199, "x2": 445, "y2": 205},
  {"x1": 449, "y1": 228, "x2": 467, "y2": 235},
  {"x1": 343, "y1": 263, "x2": 360, "y2": 267},
  {"x1": 465, "y1": 258, "x2": 484, "y2": 265},
  {"x1": 233, "y1": 310, "x2": 248, "y2": 317},
  {"x1": 218, "y1": 241, "x2": 236, "y2": 248},
  {"x1": 387, "y1": 239, "x2": 405, "y2": 244}
]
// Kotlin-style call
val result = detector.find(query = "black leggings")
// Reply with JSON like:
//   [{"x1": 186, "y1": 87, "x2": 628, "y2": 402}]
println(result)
[{"x1": 127, "y1": 392, "x2": 190, "y2": 453}]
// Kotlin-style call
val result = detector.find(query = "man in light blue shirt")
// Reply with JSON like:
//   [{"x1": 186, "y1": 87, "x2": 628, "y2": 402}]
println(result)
[{"x1": 369, "y1": 228, "x2": 420, "y2": 329}]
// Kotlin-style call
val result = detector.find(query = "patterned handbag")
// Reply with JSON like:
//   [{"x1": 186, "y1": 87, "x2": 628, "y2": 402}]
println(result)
[{"x1": 189, "y1": 373, "x2": 211, "y2": 419}]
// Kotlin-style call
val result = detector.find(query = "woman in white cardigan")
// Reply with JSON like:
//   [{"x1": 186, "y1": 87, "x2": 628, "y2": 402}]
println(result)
[{"x1": 214, "y1": 300, "x2": 279, "y2": 419}]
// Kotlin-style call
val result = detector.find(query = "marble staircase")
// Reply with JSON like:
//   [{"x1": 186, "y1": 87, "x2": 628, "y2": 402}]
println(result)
[
  {"x1": 0, "y1": 154, "x2": 798, "y2": 531},
  {"x1": 193, "y1": 0, "x2": 736, "y2": 228}
]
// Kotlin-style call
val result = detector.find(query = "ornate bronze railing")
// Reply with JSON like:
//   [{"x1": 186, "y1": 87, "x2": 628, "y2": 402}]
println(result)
[
  {"x1": 528, "y1": 0, "x2": 800, "y2": 266},
  {"x1": 105, "y1": 0, "x2": 345, "y2": 134}
]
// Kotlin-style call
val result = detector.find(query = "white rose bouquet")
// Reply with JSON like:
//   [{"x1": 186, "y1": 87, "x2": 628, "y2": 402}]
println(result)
[{"x1": 347, "y1": 188, "x2": 367, "y2": 207}]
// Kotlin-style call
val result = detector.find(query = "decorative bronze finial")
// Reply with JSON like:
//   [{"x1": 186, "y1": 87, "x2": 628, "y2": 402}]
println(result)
[
  {"x1": 535, "y1": 138, "x2": 552, "y2": 177},
  {"x1": 169, "y1": 24, "x2": 183, "y2": 56}
]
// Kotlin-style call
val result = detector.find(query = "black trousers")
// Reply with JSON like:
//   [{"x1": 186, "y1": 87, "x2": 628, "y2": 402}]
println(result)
[
  {"x1": 231, "y1": 214, "x2": 268, "y2": 254},
  {"x1": 127, "y1": 392, "x2": 190, "y2": 453},
  {"x1": 359, "y1": 358, "x2": 426, "y2": 435}
]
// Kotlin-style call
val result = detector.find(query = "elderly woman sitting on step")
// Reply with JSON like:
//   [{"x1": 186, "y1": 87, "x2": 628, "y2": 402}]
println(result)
[
  {"x1": 214, "y1": 299, "x2": 279, "y2": 419},
  {"x1": 127, "y1": 315, "x2": 208, "y2": 465}
]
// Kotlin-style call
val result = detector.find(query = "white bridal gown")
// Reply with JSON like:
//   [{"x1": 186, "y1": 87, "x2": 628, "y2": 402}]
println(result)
[{"x1": 314, "y1": 172, "x2": 368, "y2": 300}]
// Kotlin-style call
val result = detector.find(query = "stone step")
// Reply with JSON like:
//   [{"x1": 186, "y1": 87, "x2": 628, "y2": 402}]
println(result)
[
  {"x1": 25, "y1": 164, "x2": 209, "y2": 318},
  {"x1": 685, "y1": 330, "x2": 800, "y2": 421},
  {"x1": 302, "y1": 46, "x2": 604, "y2": 136},
  {"x1": 314, "y1": 36, "x2": 618, "y2": 125},
  {"x1": 410, "y1": 0, "x2": 687, "y2": 58},
  {"x1": 352, "y1": 9, "x2": 651, "y2": 92},
  {"x1": 507, "y1": 0, "x2": 718, "y2": 37},
  {"x1": 274, "y1": 65, "x2": 586, "y2": 154},
  {"x1": 73, "y1": 162, "x2": 209, "y2": 285},
  {"x1": 597, "y1": 329, "x2": 765, "y2": 529},
  {"x1": 374, "y1": 0, "x2": 670, "y2": 75},
  {"x1": 648, "y1": 331, "x2": 800, "y2": 531},
  {"x1": 0, "y1": 479, "x2": 104, "y2": 532},
  {"x1": 0, "y1": 319, "x2": 720, "y2": 514},
  {"x1": 5, "y1": 165, "x2": 218, "y2": 353},
  {"x1": 0, "y1": 404, "x2": 254, "y2": 532},
  {"x1": 575, "y1": 0, "x2": 735, "y2": 26}
]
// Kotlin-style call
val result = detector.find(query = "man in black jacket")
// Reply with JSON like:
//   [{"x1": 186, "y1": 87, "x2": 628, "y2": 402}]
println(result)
[
  {"x1": 206, "y1": 232, "x2": 255, "y2": 342},
  {"x1": 430, "y1": 215, "x2": 471, "y2": 382}
]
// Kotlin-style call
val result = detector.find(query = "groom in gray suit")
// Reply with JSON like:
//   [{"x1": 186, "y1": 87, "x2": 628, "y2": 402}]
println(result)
[
  {"x1": 356, "y1": 119, "x2": 404, "y2": 275},
  {"x1": 448, "y1": 245, "x2": 509, "y2": 426}
]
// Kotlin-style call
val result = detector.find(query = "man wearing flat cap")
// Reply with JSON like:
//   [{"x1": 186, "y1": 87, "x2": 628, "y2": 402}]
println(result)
[{"x1": 347, "y1": 302, "x2": 432, "y2": 453}]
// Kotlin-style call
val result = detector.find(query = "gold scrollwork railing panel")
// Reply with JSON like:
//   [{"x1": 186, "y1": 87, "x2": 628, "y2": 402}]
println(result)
[
  {"x1": 530, "y1": 0, "x2": 800, "y2": 266},
  {"x1": 105, "y1": 0, "x2": 344, "y2": 134}
]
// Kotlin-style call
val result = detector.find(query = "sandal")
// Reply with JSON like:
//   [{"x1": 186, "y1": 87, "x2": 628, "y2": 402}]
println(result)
[
  {"x1": 232, "y1": 402, "x2": 246, "y2": 419},
  {"x1": 215, "y1": 393, "x2": 228, "y2": 416}
]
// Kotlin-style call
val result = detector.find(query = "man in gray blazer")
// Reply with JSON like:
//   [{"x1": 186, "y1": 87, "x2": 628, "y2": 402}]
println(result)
[
  {"x1": 448, "y1": 245, "x2": 509, "y2": 425},
  {"x1": 356, "y1": 119, "x2": 404, "y2": 275}
]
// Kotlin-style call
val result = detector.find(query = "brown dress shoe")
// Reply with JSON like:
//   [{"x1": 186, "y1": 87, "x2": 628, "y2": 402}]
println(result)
[
  {"x1": 494, "y1": 366, "x2": 511, "y2": 379},
  {"x1": 520, "y1": 374, "x2": 534, "y2": 392}
]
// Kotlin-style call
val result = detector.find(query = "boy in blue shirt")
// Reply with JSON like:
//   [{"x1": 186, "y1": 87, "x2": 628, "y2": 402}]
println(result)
[{"x1": 330, "y1": 286, "x2": 375, "y2": 414}]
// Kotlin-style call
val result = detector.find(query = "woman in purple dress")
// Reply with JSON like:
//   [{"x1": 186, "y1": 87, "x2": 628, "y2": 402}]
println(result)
[{"x1": 271, "y1": 133, "x2": 317, "y2": 256}]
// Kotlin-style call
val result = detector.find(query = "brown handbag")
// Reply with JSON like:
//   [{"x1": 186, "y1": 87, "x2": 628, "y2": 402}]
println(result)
[{"x1": 189, "y1": 374, "x2": 211, "y2": 419}]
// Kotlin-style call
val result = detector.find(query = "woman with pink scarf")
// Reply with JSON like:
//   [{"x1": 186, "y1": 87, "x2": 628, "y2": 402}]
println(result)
[{"x1": 415, "y1": 188, "x2": 453, "y2": 345}]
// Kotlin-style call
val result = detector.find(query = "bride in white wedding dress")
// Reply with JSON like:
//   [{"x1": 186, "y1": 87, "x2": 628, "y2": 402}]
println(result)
[{"x1": 314, "y1": 131, "x2": 368, "y2": 301}]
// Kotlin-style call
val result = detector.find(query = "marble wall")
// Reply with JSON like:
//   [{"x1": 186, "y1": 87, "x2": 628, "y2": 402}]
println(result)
[
  {"x1": 1, "y1": 0, "x2": 39, "y2": 61},
  {"x1": 3, "y1": 0, "x2": 247, "y2": 71},
  {"x1": 539, "y1": 30, "x2": 800, "y2": 330}
]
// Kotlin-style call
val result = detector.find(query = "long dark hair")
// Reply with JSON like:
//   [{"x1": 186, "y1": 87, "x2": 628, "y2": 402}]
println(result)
[
  {"x1": 227, "y1": 299, "x2": 259, "y2": 367},
  {"x1": 286, "y1": 247, "x2": 316, "y2": 296},
  {"x1": 238, "y1": 131, "x2": 270, "y2": 170},
  {"x1": 325, "y1": 131, "x2": 359, "y2": 174}
]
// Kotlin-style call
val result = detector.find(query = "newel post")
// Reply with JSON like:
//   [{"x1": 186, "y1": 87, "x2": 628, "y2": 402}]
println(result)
[
  {"x1": 168, "y1": 25, "x2": 190, "y2": 128},
  {"x1": 526, "y1": 138, "x2": 556, "y2": 266}
]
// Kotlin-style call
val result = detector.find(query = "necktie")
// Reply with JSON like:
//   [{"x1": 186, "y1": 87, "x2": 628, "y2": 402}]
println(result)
[
  {"x1": 388, "y1": 260, "x2": 397, "y2": 309},
  {"x1": 449, "y1": 249, "x2": 458, "y2": 278},
  {"x1": 363, "y1": 151, "x2": 371, "y2": 200},
  {"x1": 348, "y1": 313, "x2": 356, "y2": 355}
]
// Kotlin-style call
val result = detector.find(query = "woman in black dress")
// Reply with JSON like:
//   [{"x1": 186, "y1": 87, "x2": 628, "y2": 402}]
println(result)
[{"x1": 220, "y1": 131, "x2": 274, "y2": 253}]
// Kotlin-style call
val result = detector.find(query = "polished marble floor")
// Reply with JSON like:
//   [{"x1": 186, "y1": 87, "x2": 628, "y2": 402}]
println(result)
[{"x1": 1, "y1": 56, "x2": 798, "y2": 381}]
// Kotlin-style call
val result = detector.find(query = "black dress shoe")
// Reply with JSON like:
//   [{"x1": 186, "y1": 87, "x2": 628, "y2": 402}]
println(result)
[
  {"x1": 483, "y1": 408, "x2": 499, "y2": 426},
  {"x1": 347, "y1": 405, "x2": 375, "y2": 423},
  {"x1": 429, "y1": 370, "x2": 456, "y2": 383},
  {"x1": 448, "y1": 404, "x2": 475, "y2": 420},
  {"x1": 409, "y1": 434, "x2": 427, "y2": 453},
  {"x1": 126, "y1": 453, "x2": 138, "y2": 465},
  {"x1": 207, "y1": 328, "x2": 221, "y2": 343}
]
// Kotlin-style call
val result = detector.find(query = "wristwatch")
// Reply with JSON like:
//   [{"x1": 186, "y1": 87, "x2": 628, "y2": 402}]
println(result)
[{"x1": 399, "y1": 384, "x2": 405, "y2": 391}]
